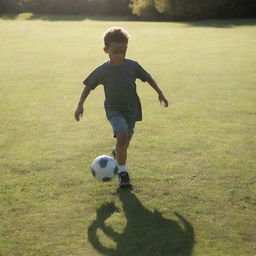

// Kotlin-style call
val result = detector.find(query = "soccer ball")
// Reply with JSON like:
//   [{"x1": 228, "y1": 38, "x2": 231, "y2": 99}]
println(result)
[{"x1": 91, "y1": 155, "x2": 118, "y2": 182}]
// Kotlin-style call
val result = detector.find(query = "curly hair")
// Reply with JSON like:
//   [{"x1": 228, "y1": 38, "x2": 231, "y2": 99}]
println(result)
[{"x1": 103, "y1": 27, "x2": 129, "y2": 47}]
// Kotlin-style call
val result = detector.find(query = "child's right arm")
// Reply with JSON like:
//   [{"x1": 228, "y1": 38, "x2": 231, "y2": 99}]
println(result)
[{"x1": 74, "y1": 87, "x2": 91, "y2": 122}]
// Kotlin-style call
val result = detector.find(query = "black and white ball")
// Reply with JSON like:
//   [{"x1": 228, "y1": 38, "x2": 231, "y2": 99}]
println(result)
[{"x1": 91, "y1": 155, "x2": 118, "y2": 182}]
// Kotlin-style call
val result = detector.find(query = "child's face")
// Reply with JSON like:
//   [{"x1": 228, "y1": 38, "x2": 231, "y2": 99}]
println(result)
[{"x1": 104, "y1": 42, "x2": 127, "y2": 66}]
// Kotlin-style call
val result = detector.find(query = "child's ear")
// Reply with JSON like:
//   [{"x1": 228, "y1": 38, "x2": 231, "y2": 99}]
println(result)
[{"x1": 103, "y1": 46, "x2": 108, "y2": 53}]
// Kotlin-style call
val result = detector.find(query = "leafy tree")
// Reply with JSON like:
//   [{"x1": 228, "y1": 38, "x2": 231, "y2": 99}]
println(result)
[
  {"x1": 130, "y1": 0, "x2": 159, "y2": 20},
  {"x1": 130, "y1": 0, "x2": 256, "y2": 20},
  {"x1": 0, "y1": 0, "x2": 255, "y2": 19},
  {"x1": 0, "y1": 0, "x2": 23, "y2": 13}
]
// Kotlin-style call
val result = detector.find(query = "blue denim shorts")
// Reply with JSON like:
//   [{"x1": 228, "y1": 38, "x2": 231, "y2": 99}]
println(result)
[{"x1": 109, "y1": 115, "x2": 135, "y2": 140}]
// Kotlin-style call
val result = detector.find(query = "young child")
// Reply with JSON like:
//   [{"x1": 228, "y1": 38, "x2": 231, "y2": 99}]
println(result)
[{"x1": 75, "y1": 27, "x2": 169, "y2": 187}]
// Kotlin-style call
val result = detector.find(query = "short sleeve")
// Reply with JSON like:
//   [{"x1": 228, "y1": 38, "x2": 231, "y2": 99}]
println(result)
[
  {"x1": 135, "y1": 62, "x2": 151, "y2": 82},
  {"x1": 83, "y1": 67, "x2": 102, "y2": 90}
]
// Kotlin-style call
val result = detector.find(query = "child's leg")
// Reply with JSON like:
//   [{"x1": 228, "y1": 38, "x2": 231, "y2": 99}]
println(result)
[
  {"x1": 108, "y1": 115, "x2": 133, "y2": 187},
  {"x1": 116, "y1": 130, "x2": 130, "y2": 166},
  {"x1": 109, "y1": 115, "x2": 134, "y2": 173},
  {"x1": 116, "y1": 130, "x2": 131, "y2": 186}
]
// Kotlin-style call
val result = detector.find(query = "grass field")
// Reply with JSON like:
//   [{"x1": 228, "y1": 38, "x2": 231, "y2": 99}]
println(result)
[{"x1": 0, "y1": 13, "x2": 255, "y2": 256}]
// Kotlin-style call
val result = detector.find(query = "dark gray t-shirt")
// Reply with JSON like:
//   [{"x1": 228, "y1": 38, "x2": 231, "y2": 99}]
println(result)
[{"x1": 83, "y1": 59, "x2": 151, "y2": 123}]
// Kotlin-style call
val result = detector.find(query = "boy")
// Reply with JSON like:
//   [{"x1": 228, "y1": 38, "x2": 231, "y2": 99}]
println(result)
[{"x1": 75, "y1": 27, "x2": 169, "y2": 187}]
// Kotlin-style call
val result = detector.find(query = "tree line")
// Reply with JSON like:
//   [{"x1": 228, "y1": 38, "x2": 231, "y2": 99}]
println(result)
[
  {"x1": 0, "y1": 0, "x2": 255, "y2": 20},
  {"x1": 0, "y1": 0, "x2": 132, "y2": 15}
]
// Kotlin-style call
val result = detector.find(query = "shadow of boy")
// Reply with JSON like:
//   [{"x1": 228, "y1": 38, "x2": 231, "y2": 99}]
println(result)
[{"x1": 88, "y1": 189, "x2": 195, "y2": 256}]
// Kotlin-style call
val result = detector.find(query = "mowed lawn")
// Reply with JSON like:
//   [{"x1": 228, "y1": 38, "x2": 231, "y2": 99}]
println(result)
[{"x1": 0, "y1": 14, "x2": 255, "y2": 256}]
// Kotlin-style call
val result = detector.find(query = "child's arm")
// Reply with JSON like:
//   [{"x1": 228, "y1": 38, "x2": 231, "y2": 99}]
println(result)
[
  {"x1": 74, "y1": 87, "x2": 91, "y2": 121},
  {"x1": 147, "y1": 77, "x2": 169, "y2": 108}
]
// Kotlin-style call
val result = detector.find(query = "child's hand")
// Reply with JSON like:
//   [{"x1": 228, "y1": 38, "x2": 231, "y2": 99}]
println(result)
[
  {"x1": 158, "y1": 93, "x2": 169, "y2": 108},
  {"x1": 74, "y1": 105, "x2": 84, "y2": 121}
]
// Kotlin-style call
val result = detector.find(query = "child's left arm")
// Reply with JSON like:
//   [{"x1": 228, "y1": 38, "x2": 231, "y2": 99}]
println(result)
[{"x1": 147, "y1": 77, "x2": 169, "y2": 108}]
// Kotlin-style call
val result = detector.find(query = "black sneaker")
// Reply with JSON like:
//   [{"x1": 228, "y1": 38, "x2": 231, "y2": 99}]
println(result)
[
  {"x1": 118, "y1": 172, "x2": 131, "y2": 187},
  {"x1": 112, "y1": 148, "x2": 116, "y2": 159}
]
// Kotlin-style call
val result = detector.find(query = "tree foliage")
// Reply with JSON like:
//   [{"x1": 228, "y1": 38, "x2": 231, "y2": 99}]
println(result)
[
  {"x1": 130, "y1": 0, "x2": 159, "y2": 20},
  {"x1": 0, "y1": 0, "x2": 255, "y2": 19},
  {"x1": 131, "y1": 0, "x2": 256, "y2": 20},
  {"x1": 0, "y1": 0, "x2": 132, "y2": 15}
]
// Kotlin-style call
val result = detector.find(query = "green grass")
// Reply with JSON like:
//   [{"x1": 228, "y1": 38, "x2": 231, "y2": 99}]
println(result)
[{"x1": 0, "y1": 14, "x2": 255, "y2": 255}]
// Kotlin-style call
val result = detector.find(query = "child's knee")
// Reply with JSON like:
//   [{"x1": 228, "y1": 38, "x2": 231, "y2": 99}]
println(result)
[{"x1": 116, "y1": 130, "x2": 129, "y2": 145}]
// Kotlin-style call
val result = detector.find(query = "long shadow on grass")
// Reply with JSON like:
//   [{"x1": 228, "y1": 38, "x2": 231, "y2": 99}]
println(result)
[{"x1": 88, "y1": 188, "x2": 195, "y2": 256}]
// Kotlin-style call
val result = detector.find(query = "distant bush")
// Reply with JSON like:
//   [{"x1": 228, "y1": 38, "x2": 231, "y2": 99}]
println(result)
[
  {"x1": 129, "y1": 0, "x2": 159, "y2": 20},
  {"x1": 22, "y1": 0, "x2": 88, "y2": 15},
  {"x1": 153, "y1": 0, "x2": 226, "y2": 20},
  {"x1": 130, "y1": 0, "x2": 256, "y2": 20},
  {"x1": 0, "y1": 0, "x2": 255, "y2": 19},
  {"x1": 0, "y1": 0, "x2": 23, "y2": 13},
  {"x1": 0, "y1": 0, "x2": 132, "y2": 15},
  {"x1": 90, "y1": 0, "x2": 132, "y2": 16}
]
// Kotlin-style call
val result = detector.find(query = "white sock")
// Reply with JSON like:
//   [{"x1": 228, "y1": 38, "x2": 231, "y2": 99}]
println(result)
[{"x1": 118, "y1": 165, "x2": 127, "y2": 173}]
